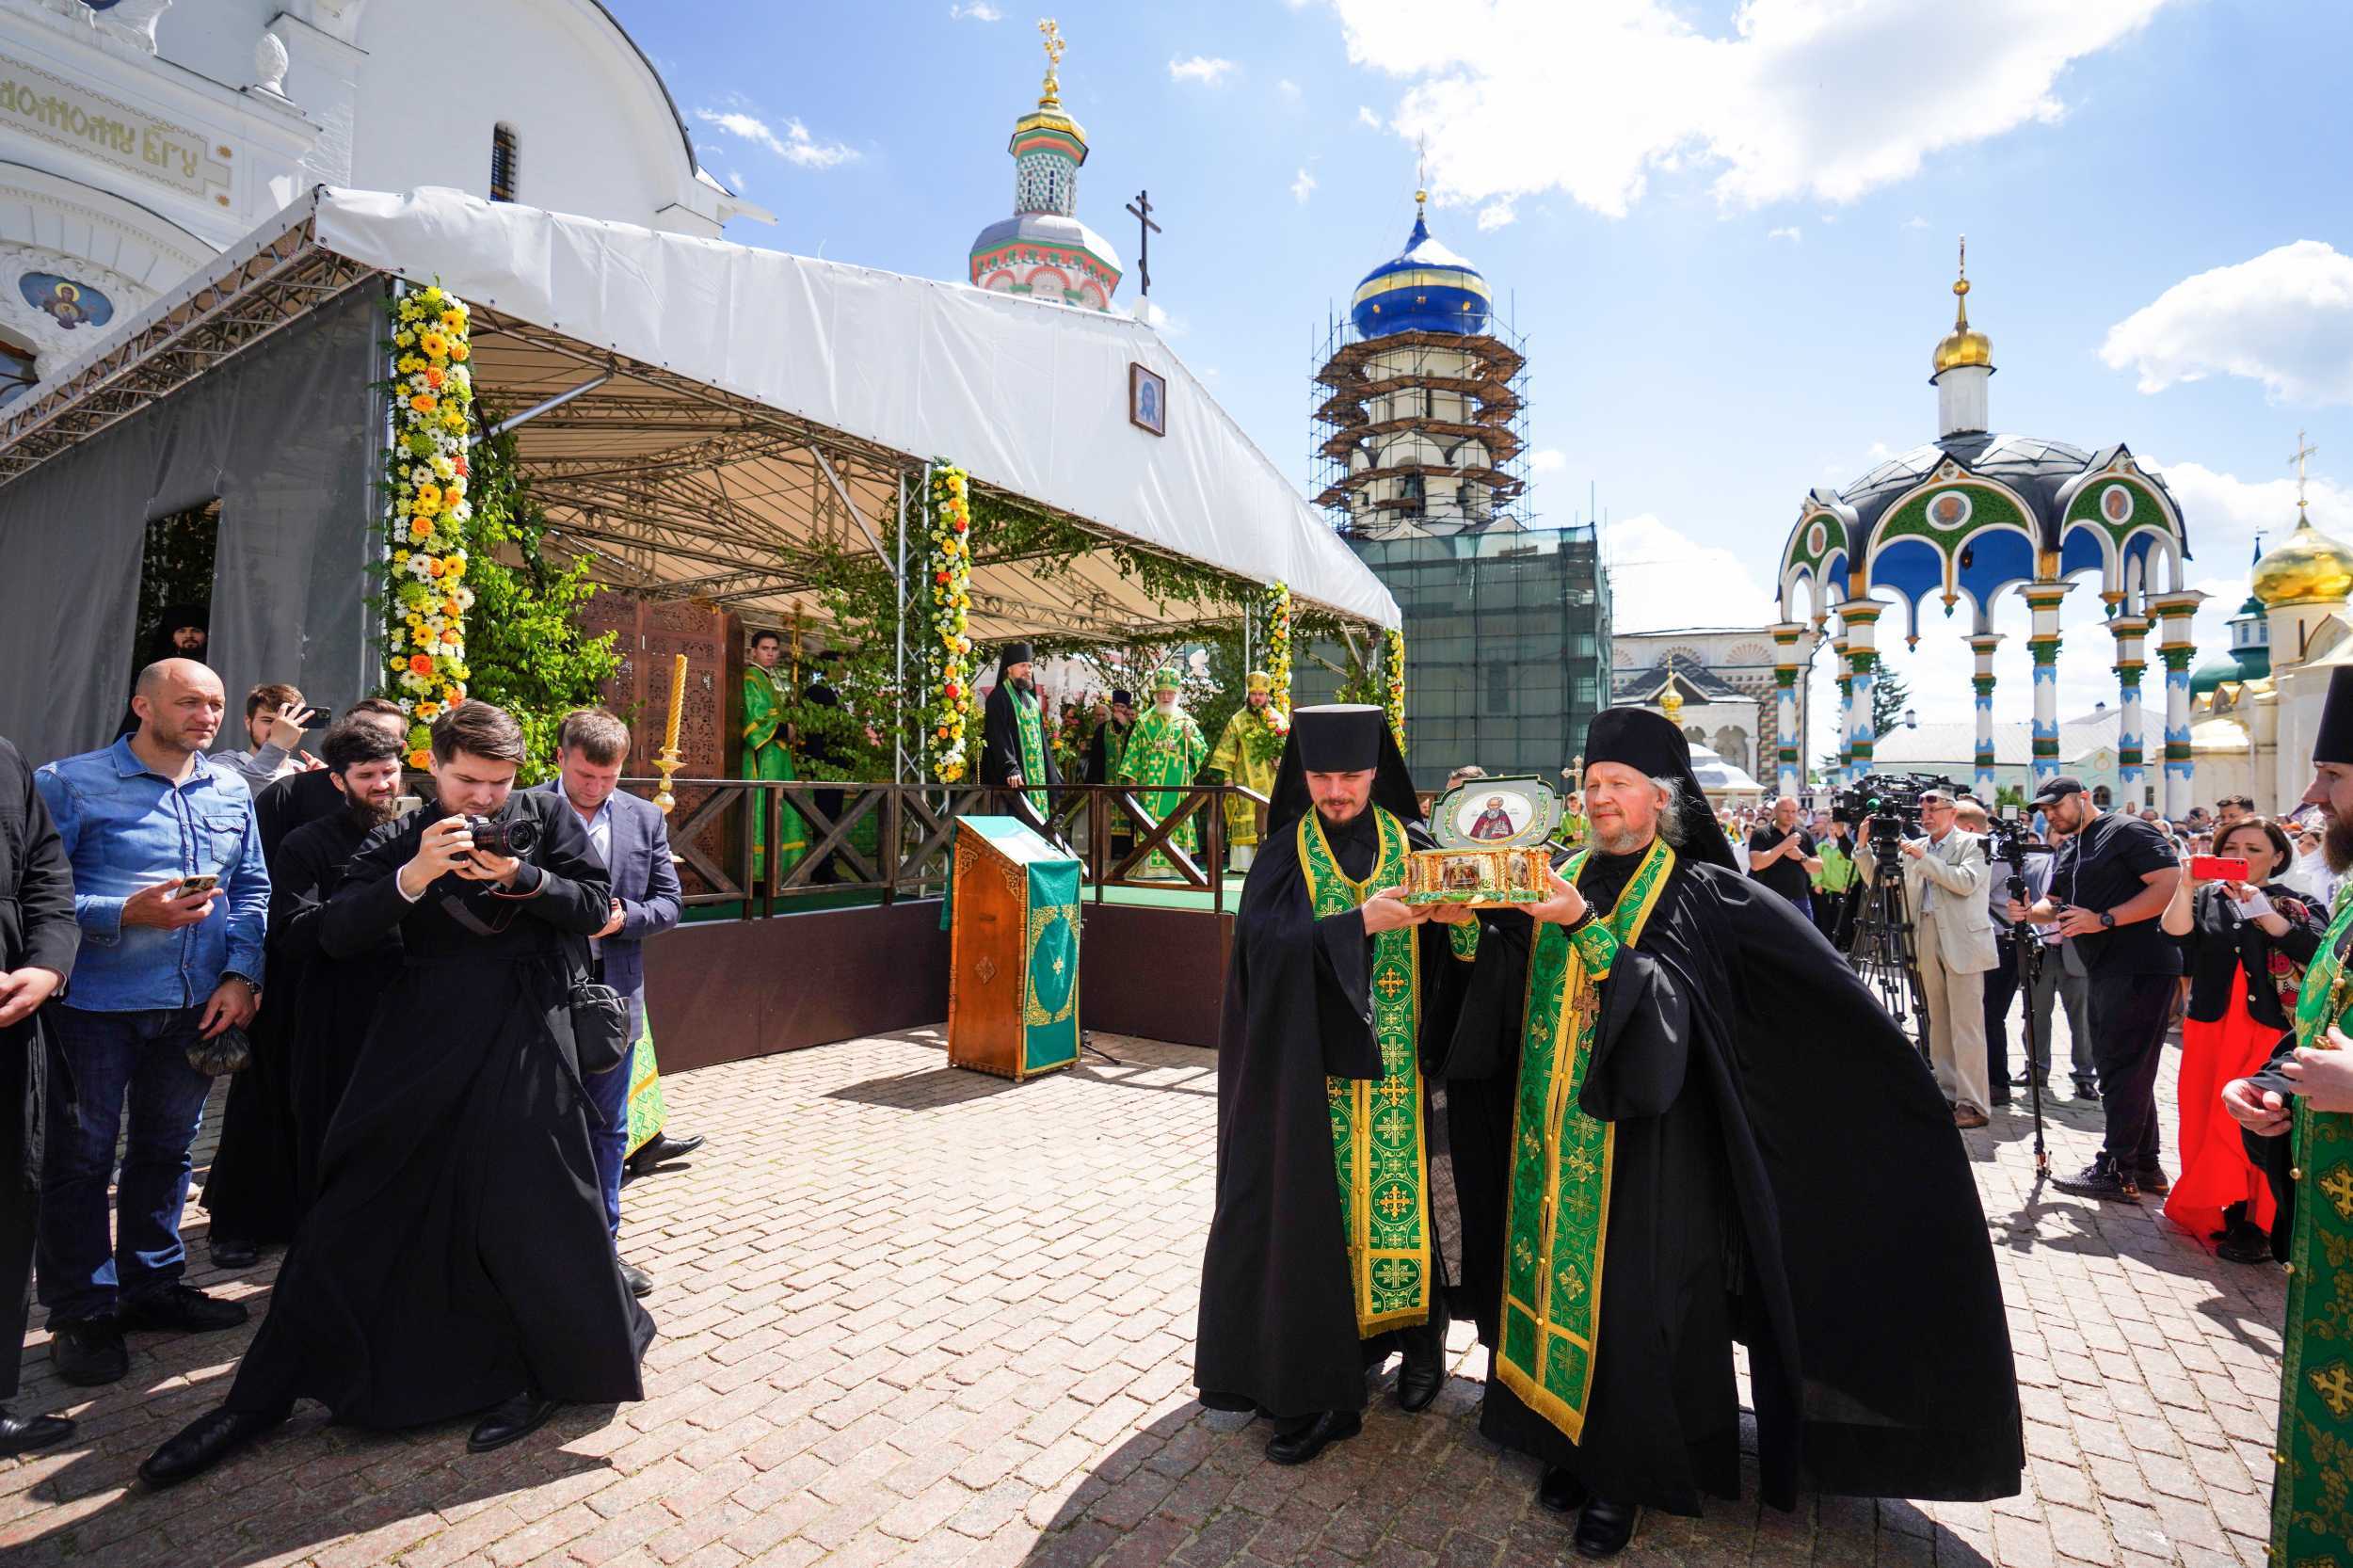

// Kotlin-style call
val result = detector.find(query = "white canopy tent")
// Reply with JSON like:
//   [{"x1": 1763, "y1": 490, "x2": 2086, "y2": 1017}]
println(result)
[{"x1": 2, "y1": 185, "x2": 1399, "y2": 642}]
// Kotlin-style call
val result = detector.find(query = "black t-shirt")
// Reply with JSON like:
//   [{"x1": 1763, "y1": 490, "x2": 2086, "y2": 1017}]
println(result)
[
  {"x1": 2054, "y1": 811, "x2": 2182, "y2": 974},
  {"x1": 1747, "y1": 825, "x2": 1817, "y2": 904}
]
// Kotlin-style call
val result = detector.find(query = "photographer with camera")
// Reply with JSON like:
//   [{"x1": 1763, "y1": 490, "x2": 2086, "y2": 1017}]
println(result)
[
  {"x1": 1746, "y1": 796, "x2": 1823, "y2": 920},
  {"x1": 141, "y1": 701, "x2": 653, "y2": 1488},
  {"x1": 2008, "y1": 776, "x2": 2185, "y2": 1200},
  {"x1": 1854, "y1": 787, "x2": 2000, "y2": 1127}
]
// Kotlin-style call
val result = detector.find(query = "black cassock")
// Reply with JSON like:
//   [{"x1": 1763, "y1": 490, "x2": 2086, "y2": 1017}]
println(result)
[
  {"x1": 0, "y1": 737, "x2": 76, "y2": 1402},
  {"x1": 1447, "y1": 851, "x2": 2022, "y2": 1514},
  {"x1": 203, "y1": 771, "x2": 360, "y2": 1243},
  {"x1": 270, "y1": 809, "x2": 404, "y2": 1215},
  {"x1": 224, "y1": 791, "x2": 652, "y2": 1425},
  {"x1": 980, "y1": 683, "x2": 1061, "y2": 792},
  {"x1": 1195, "y1": 809, "x2": 1471, "y2": 1420}
]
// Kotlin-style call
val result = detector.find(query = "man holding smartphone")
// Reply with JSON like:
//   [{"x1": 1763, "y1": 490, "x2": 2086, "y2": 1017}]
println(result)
[
  {"x1": 31, "y1": 658, "x2": 267, "y2": 1385},
  {"x1": 2009, "y1": 775, "x2": 2184, "y2": 1199}
]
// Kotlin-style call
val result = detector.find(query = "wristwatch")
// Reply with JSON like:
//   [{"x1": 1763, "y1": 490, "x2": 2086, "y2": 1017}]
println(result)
[{"x1": 2098, "y1": 911, "x2": 2117, "y2": 930}]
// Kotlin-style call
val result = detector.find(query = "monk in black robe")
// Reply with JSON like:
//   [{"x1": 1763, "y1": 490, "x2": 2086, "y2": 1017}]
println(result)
[
  {"x1": 0, "y1": 734, "x2": 77, "y2": 1455},
  {"x1": 251, "y1": 699, "x2": 414, "y2": 872},
  {"x1": 1195, "y1": 705, "x2": 1474, "y2": 1464},
  {"x1": 981, "y1": 643, "x2": 1060, "y2": 828},
  {"x1": 1442, "y1": 708, "x2": 2020, "y2": 1556},
  {"x1": 141, "y1": 702, "x2": 653, "y2": 1487}
]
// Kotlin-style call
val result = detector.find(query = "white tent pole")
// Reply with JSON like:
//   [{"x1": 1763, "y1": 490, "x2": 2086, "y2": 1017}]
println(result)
[
  {"x1": 895, "y1": 469, "x2": 909, "y2": 787},
  {"x1": 810, "y1": 444, "x2": 891, "y2": 571},
  {"x1": 486, "y1": 371, "x2": 611, "y2": 437}
]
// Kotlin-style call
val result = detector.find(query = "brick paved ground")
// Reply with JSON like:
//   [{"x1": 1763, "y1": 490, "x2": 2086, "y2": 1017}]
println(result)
[{"x1": 0, "y1": 1013, "x2": 2288, "y2": 1568}]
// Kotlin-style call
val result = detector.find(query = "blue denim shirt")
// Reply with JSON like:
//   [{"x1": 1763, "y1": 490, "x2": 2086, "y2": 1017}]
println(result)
[{"x1": 35, "y1": 737, "x2": 268, "y2": 1012}]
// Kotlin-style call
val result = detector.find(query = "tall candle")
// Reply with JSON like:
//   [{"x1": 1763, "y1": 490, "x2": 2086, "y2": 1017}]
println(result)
[{"x1": 664, "y1": 653, "x2": 687, "y2": 754}]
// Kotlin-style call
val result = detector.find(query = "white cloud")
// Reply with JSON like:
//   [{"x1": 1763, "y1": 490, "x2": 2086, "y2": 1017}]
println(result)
[
  {"x1": 1903, "y1": 215, "x2": 1930, "y2": 230},
  {"x1": 1767, "y1": 225, "x2": 1802, "y2": 243},
  {"x1": 1357, "y1": 104, "x2": 1384, "y2": 129},
  {"x1": 1326, "y1": 0, "x2": 2170, "y2": 218},
  {"x1": 1278, "y1": 78, "x2": 1303, "y2": 101},
  {"x1": 1170, "y1": 56, "x2": 1238, "y2": 86},
  {"x1": 1529, "y1": 448, "x2": 1567, "y2": 472},
  {"x1": 1137, "y1": 299, "x2": 1187, "y2": 337},
  {"x1": 1291, "y1": 168, "x2": 1318, "y2": 204},
  {"x1": 2101, "y1": 241, "x2": 2353, "y2": 405},
  {"x1": 1604, "y1": 514, "x2": 1778, "y2": 633},
  {"x1": 948, "y1": 1, "x2": 1000, "y2": 18},
  {"x1": 694, "y1": 108, "x2": 858, "y2": 169},
  {"x1": 1477, "y1": 200, "x2": 1516, "y2": 231},
  {"x1": 1818, "y1": 213, "x2": 1838, "y2": 225}
]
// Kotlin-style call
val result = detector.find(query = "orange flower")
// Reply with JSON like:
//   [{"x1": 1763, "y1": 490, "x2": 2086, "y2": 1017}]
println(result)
[
  {"x1": 408, "y1": 748, "x2": 432, "y2": 770},
  {"x1": 408, "y1": 654, "x2": 435, "y2": 676},
  {"x1": 409, "y1": 392, "x2": 438, "y2": 414},
  {"x1": 409, "y1": 519, "x2": 434, "y2": 539},
  {"x1": 424, "y1": 367, "x2": 445, "y2": 389}
]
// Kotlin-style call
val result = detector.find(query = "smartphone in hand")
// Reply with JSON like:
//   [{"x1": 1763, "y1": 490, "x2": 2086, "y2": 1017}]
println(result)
[
  {"x1": 174, "y1": 873, "x2": 220, "y2": 898},
  {"x1": 2189, "y1": 855, "x2": 2251, "y2": 883}
]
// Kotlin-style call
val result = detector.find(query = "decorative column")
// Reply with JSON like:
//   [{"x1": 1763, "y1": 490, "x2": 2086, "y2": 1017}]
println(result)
[
  {"x1": 2108, "y1": 613, "x2": 2150, "y2": 810},
  {"x1": 1835, "y1": 600, "x2": 1883, "y2": 779},
  {"x1": 2150, "y1": 591, "x2": 2207, "y2": 819},
  {"x1": 1966, "y1": 632, "x2": 2003, "y2": 799},
  {"x1": 1769, "y1": 620, "x2": 1808, "y2": 798},
  {"x1": 1831, "y1": 632, "x2": 1852, "y2": 786},
  {"x1": 2020, "y1": 583, "x2": 2072, "y2": 790}
]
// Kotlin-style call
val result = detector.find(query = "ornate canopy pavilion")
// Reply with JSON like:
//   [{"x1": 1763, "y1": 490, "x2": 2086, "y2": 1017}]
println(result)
[{"x1": 1771, "y1": 244, "x2": 2198, "y2": 814}]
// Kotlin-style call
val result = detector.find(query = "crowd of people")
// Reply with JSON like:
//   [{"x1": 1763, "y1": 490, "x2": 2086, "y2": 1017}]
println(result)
[{"x1": 0, "y1": 656, "x2": 702, "y2": 1479}]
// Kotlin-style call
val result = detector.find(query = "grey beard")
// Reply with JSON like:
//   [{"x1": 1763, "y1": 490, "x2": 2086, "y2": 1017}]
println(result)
[{"x1": 1591, "y1": 824, "x2": 1655, "y2": 856}]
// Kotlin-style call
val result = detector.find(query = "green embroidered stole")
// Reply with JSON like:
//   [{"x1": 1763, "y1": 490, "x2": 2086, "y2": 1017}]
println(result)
[
  {"x1": 2272, "y1": 887, "x2": 2353, "y2": 1566},
  {"x1": 1011, "y1": 689, "x2": 1049, "y2": 816},
  {"x1": 1495, "y1": 835, "x2": 1676, "y2": 1442},
  {"x1": 1299, "y1": 806, "x2": 1432, "y2": 1336}
]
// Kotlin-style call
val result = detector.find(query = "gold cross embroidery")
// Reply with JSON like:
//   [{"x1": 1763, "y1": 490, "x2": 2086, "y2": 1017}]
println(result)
[
  {"x1": 1377, "y1": 1185, "x2": 1413, "y2": 1220},
  {"x1": 1375, "y1": 968, "x2": 1408, "y2": 1001},
  {"x1": 2311, "y1": 1362, "x2": 2353, "y2": 1419},
  {"x1": 1555, "y1": 1261, "x2": 1588, "y2": 1302},
  {"x1": 1378, "y1": 1078, "x2": 1411, "y2": 1107},
  {"x1": 2324, "y1": 1165, "x2": 2353, "y2": 1222},
  {"x1": 1513, "y1": 1238, "x2": 1535, "y2": 1270},
  {"x1": 1565, "y1": 1145, "x2": 1599, "y2": 1183}
]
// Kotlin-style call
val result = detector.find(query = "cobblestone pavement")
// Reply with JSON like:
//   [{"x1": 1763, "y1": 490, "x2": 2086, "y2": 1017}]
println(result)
[{"x1": 0, "y1": 1014, "x2": 2287, "y2": 1568}]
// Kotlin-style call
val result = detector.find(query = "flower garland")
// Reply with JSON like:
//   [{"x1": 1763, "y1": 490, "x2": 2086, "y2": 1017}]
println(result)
[
  {"x1": 1383, "y1": 626, "x2": 1407, "y2": 754},
  {"x1": 923, "y1": 464, "x2": 976, "y2": 781},
  {"x1": 381, "y1": 284, "x2": 476, "y2": 767},
  {"x1": 1263, "y1": 580, "x2": 1293, "y2": 714}
]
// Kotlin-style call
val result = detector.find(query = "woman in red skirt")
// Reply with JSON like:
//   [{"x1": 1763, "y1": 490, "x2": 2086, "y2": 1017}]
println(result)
[{"x1": 2158, "y1": 816, "x2": 2325, "y2": 1262}]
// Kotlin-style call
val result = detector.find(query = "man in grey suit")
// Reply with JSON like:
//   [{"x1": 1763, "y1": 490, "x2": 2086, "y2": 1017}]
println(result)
[
  {"x1": 1855, "y1": 787, "x2": 2000, "y2": 1128},
  {"x1": 541, "y1": 710, "x2": 697, "y2": 1296}
]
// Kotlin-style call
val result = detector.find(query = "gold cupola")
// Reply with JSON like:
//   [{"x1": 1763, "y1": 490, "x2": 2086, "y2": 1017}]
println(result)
[
  {"x1": 2254, "y1": 437, "x2": 2353, "y2": 606},
  {"x1": 1932, "y1": 236, "x2": 1993, "y2": 376}
]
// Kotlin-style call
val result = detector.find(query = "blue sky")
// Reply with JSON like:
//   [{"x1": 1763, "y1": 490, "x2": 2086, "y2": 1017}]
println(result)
[{"x1": 615, "y1": 0, "x2": 2353, "y2": 728}]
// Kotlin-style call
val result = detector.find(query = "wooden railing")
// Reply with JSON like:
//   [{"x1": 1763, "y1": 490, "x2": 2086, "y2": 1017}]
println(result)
[{"x1": 620, "y1": 777, "x2": 1271, "y2": 919}]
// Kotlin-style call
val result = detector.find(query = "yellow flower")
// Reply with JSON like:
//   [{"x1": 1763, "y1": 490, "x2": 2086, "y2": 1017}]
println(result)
[
  {"x1": 450, "y1": 343, "x2": 470, "y2": 363},
  {"x1": 416, "y1": 701, "x2": 441, "y2": 721},
  {"x1": 440, "y1": 310, "x2": 464, "y2": 333}
]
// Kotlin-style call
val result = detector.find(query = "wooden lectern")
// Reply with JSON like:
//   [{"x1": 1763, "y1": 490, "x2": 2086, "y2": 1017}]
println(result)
[{"x1": 948, "y1": 817, "x2": 1081, "y2": 1080}]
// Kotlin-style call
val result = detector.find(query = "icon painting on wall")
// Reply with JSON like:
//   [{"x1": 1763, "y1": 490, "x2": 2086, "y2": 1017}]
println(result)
[{"x1": 20, "y1": 274, "x2": 114, "y2": 332}]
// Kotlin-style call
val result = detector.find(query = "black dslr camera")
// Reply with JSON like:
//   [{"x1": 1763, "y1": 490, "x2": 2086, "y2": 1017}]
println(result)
[
  {"x1": 1831, "y1": 772, "x2": 1961, "y2": 848},
  {"x1": 461, "y1": 812, "x2": 540, "y2": 858}
]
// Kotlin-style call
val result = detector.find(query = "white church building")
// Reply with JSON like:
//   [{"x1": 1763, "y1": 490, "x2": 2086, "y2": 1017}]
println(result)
[{"x1": 0, "y1": 0, "x2": 761, "y2": 396}]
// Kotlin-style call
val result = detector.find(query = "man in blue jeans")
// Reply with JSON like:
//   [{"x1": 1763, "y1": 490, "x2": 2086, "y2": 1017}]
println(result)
[{"x1": 34, "y1": 658, "x2": 267, "y2": 1384}]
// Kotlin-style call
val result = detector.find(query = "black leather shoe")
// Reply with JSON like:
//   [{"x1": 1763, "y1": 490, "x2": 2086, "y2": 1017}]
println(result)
[
  {"x1": 619, "y1": 1261, "x2": 654, "y2": 1299},
  {"x1": 50, "y1": 1317, "x2": 127, "y2": 1386},
  {"x1": 137, "y1": 1403, "x2": 288, "y2": 1488},
  {"x1": 1263, "y1": 1410, "x2": 1361, "y2": 1465},
  {"x1": 1539, "y1": 1465, "x2": 1588, "y2": 1514},
  {"x1": 0, "y1": 1407, "x2": 73, "y2": 1456},
  {"x1": 2217, "y1": 1223, "x2": 2274, "y2": 1265},
  {"x1": 120, "y1": 1284, "x2": 249, "y2": 1334},
  {"x1": 625, "y1": 1132, "x2": 705, "y2": 1177},
  {"x1": 469, "y1": 1394, "x2": 562, "y2": 1453},
  {"x1": 2072, "y1": 1079, "x2": 2101, "y2": 1102},
  {"x1": 210, "y1": 1236, "x2": 259, "y2": 1270},
  {"x1": 2134, "y1": 1166, "x2": 2171, "y2": 1195},
  {"x1": 1395, "y1": 1320, "x2": 1444, "y2": 1412},
  {"x1": 1574, "y1": 1497, "x2": 1641, "y2": 1559}
]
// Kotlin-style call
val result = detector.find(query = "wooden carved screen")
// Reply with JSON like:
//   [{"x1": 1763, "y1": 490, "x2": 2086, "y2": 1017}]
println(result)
[{"x1": 586, "y1": 594, "x2": 744, "y2": 895}]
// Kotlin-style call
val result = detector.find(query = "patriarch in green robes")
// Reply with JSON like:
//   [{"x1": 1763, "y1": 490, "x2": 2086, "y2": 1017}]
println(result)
[
  {"x1": 1117, "y1": 668, "x2": 1207, "y2": 880},
  {"x1": 2229, "y1": 667, "x2": 2353, "y2": 1568},
  {"x1": 1440, "y1": 706, "x2": 2021, "y2": 1558},
  {"x1": 1195, "y1": 705, "x2": 1477, "y2": 1466}
]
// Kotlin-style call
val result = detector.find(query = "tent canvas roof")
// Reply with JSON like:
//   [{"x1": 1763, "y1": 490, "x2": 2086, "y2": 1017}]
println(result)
[{"x1": 1, "y1": 185, "x2": 1399, "y2": 640}]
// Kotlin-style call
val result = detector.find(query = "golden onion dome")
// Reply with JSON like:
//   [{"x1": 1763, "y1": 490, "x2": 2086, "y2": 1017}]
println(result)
[
  {"x1": 1933, "y1": 277, "x2": 1993, "y2": 376},
  {"x1": 2252, "y1": 513, "x2": 2353, "y2": 607}
]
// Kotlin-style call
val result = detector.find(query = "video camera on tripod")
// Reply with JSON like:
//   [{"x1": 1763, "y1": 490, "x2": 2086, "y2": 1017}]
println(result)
[
  {"x1": 1835, "y1": 772, "x2": 1962, "y2": 1054},
  {"x1": 1832, "y1": 772, "x2": 1962, "y2": 847}
]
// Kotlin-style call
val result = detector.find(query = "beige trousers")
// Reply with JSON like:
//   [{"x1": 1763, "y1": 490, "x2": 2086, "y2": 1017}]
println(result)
[{"x1": 1916, "y1": 907, "x2": 1992, "y2": 1114}]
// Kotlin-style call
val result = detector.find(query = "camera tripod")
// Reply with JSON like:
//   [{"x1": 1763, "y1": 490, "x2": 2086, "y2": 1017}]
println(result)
[
  {"x1": 1993, "y1": 845, "x2": 2053, "y2": 1177},
  {"x1": 1846, "y1": 833, "x2": 1931, "y2": 1057}
]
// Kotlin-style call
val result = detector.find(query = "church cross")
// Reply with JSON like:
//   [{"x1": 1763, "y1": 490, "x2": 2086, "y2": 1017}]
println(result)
[
  {"x1": 2311, "y1": 1362, "x2": 2353, "y2": 1419},
  {"x1": 1375, "y1": 968, "x2": 1408, "y2": 1001},
  {"x1": 1377, "y1": 1185, "x2": 1413, "y2": 1219},
  {"x1": 1571, "y1": 984, "x2": 1603, "y2": 1035},
  {"x1": 2293, "y1": 429, "x2": 2321, "y2": 514},
  {"x1": 2322, "y1": 1164, "x2": 2353, "y2": 1222},
  {"x1": 1125, "y1": 190, "x2": 1160, "y2": 300}
]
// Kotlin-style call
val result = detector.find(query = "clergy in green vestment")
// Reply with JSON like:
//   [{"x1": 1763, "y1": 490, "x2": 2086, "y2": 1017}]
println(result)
[
  {"x1": 1439, "y1": 707, "x2": 2021, "y2": 1559},
  {"x1": 1206, "y1": 671, "x2": 1288, "y2": 872},
  {"x1": 1117, "y1": 668, "x2": 1207, "y2": 880},
  {"x1": 980, "y1": 642, "x2": 1059, "y2": 824},
  {"x1": 2229, "y1": 667, "x2": 2353, "y2": 1568},
  {"x1": 742, "y1": 630, "x2": 807, "y2": 881}
]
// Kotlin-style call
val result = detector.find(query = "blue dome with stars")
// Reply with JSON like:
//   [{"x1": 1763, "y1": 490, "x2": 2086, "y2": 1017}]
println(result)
[{"x1": 1351, "y1": 200, "x2": 1492, "y2": 339}]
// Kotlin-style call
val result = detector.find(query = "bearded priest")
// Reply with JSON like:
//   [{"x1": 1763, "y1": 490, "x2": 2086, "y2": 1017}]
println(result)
[
  {"x1": 1195, "y1": 705, "x2": 1477, "y2": 1465},
  {"x1": 1439, "y1": 706, "x2": 2021, "y2": 1558},
  {"x1": 981, "y1": 643, "x2": 1058, "y2": 826},
  {"x1": 1205, "y1": 671, "x2": 1287, "y2": 872}
]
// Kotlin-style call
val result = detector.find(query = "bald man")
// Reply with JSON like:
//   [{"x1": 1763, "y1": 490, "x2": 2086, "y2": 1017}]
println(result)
[
  {"x1": 1746, "y1": 795, "x2": 1823, "y2": 920},
  {"x1": 32, "y1": 658, "x2": 268, "y2": 1386}
]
